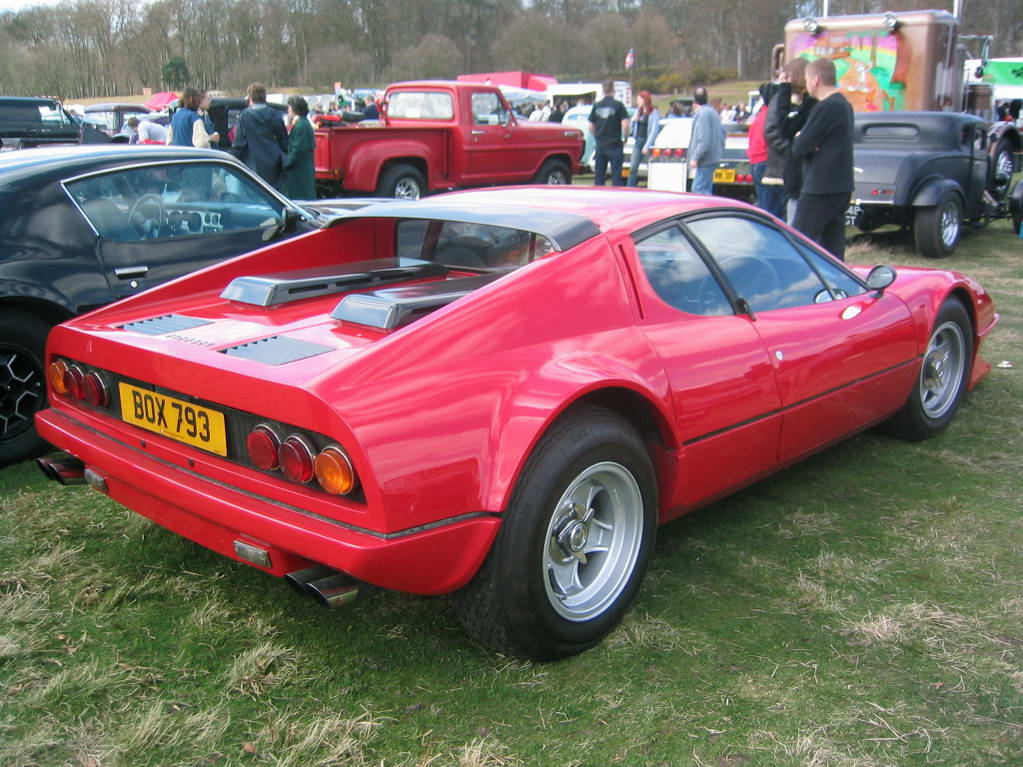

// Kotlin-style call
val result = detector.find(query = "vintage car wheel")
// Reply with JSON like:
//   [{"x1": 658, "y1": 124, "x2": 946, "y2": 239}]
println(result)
[
  {"x1": 377, "y1": 164, "x2": 424, "y2": 200},
  {"x1": 989, "y1": 138, "x2": 1015, "y2": 201},
  {"x1": 533, "y1": 159, "x2": 572, "y2": 186},
  {"x1": 453, "y1": 404, "x2": 656, "y2": 660},
  {"x1": 914, "y1": 192, "x2": 961, "y2": 258},
  {"x1": 0, "y1": 311, "x2": 51, "y2": 465},
  {"x1": 883, "y1": 298, "x2": 973, "y2": 442}
]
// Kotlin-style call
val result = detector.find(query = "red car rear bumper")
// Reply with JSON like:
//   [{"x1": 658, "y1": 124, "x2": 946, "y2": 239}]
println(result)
[{"x1": 36, "y1": 407, "x2": 500, "y2": 595}]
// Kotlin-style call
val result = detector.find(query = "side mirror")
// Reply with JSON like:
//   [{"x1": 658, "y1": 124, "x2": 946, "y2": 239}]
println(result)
[{"x1": 866, "y1": 264, "x2": 897, "y2": 293}]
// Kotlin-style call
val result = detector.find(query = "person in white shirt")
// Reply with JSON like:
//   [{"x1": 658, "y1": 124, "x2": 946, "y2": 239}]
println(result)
[{"x1": 137, "y1": 118, "x2": 168, "y2": 145}]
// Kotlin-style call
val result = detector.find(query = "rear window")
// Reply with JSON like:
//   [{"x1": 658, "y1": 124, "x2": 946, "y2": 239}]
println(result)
[
  {"x1": 0, "y1": 100, "x2": 74, "y2": 128},
  {"x1": 862, "y1": 124, "x2": 919, "y2": 140},
  {"x1": 387, "y1": 92, "x2": 454, "y2": 120},
  {"x1": 396, "y1": 219, "x2": 554, "y2": 270}
]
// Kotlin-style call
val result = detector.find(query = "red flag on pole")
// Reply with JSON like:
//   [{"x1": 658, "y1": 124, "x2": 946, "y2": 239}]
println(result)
[{"x1": 625, "y1": 48, "x2": 635, "y2": 70}]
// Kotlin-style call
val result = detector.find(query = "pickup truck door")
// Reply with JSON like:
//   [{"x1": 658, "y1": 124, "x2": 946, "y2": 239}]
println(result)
[
  {"x1": 683, "y1": 213, "x2": 918, "y2": 464},
  {"x1": 463, "y1": 90, "x2": 521, "y2": 182}
]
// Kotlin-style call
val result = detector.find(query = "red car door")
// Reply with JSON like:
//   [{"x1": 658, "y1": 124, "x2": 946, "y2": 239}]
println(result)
[
  {"x1": 463, "y1": 90, "x2": 520, "y2": 183},
  {"x1": 684, "y1": 214, "x2": 918, "y2": 463},
  {"x1": 628, "y1": 224, "x2": 783, "y2": 515}
]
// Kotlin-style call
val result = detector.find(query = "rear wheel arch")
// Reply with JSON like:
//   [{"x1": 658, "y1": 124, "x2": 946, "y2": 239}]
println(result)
[{"x1": 0, "y1": 297, "x2": 74, "y2": 329}]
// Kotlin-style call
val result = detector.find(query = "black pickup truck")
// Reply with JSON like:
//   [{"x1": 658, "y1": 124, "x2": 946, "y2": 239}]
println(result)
[
  {"x1": 0, "y1": 96, "x2": 112, "y2": 151},
  {"x1": 846, "y1": 111, "x2": 1022, "y2": 257}
]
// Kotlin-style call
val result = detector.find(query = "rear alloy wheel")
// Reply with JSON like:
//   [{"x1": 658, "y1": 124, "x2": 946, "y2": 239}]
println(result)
[
  {"x1": 533, "y1": 159, "x2": 572, "y2": 186},
  {"x1": 882, "y1": 298, "x2": 973, "y2": 442},
  {"x1": 989, "y1": 138, "x2": 1015, "y2": 201},
  {"x1": 0, "y1": 311, "x2": 51, "y2": 465},
  {"x1": 376, "y1": 164, "x2": 424, "y2": 200},
  {"x1": 914, "y1": 191, "x2": 961, "y2": 258},
  {"x1": 453, "y1": 405, "x2": 656, "y2": 660}
]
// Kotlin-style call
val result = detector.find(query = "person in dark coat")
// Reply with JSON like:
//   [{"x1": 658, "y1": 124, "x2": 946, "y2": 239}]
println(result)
[
  {"x1": 764, "y1": 58, "x2": 817, "y2": 224},
  {"x1": 233, "y1": 82, "x2": 289, "y2": 190},
  {"x1": 284, "y1": 96, "x2": 316, "y2": 201}
]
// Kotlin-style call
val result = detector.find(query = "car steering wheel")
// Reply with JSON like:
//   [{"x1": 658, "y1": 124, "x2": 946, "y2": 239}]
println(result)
[
  {"x1": 129, "y1": 193, "x2": 165, "y2": 239},
  {"x1": 699, "y1": 256, "x2": 780, "y2": 313}
]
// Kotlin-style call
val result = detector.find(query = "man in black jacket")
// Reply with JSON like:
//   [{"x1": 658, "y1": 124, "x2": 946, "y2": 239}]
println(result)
[
  {"x1": 791, "y1": 57, "x2": 854, "y2": 260},
  {"x1": 764, "y1": 58, "x2": 816, "y2": 225},
  {"x1": 233, "y1": 83, "x2": 289, "y2": 190}
]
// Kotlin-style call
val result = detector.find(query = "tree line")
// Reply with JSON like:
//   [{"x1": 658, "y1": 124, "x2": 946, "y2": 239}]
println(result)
[{"x1": 1, "y1": 0, "x2": 1020, "y2": 100}]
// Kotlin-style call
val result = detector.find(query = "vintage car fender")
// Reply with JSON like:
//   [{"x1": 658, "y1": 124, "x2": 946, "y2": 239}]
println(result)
[
  {"x1": 909, "y1": 176, "x2": 964, "y2": 208},
  {"x1": 343, "y1": 139, "x2": 431, "y2": 192}
]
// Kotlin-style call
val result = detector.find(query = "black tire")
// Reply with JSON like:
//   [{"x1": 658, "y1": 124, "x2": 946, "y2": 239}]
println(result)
[
  {"x1": 914, "y1": 191, "x2": 962, "y2": 258},
  {"x1": 533, "y1": 159, "x2": 572, "y2": 186},
  {"x1": 989, "y1": 138, "x2": 1015, "y2": 201},
  {"x1": 453, "y1": 404, "x2": 657, "y2": 661},
  {"x1": 0, "y1": 311, "x2": 52, "y2": 465},
  {"x1": 376, "y1": 164, "x2": 424, "y2": 200},
  {"x1": 1010, "y1": 181, "x2": 1023, "y2": 236},
  {"x1": 882, "y1": 298, "x2": 973, "y2": 442}
]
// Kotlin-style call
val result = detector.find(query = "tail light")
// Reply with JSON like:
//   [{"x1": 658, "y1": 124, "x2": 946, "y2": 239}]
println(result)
[
  {"x1": 674, "y1": 148, "x2": 685, "y2": 157},
  {"x1": 246, "y1": 425, "x2": 281, "y2": 470},
  {"x1": 48, "y1": 360, "x2": 69, "y2": 395},
  {"x1": 63, "y1": 364, "x2": 85, "y2": 400},
  {"x1": 82, "y1": 372, "x2": 108, "y2": 407},
  {"x1": 651, "y1": 148, "x2": 661, "y2": 157},
  {"x1": 280, "y1": 434, "x2": 315, "y2": 483},
  {"x1": 314, "y1": 446, "x2": 357, "y2": 495}
]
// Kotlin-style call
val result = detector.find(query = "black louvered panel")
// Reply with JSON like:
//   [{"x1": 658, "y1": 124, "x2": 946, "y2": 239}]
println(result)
[
  {"x1": 119, "y1": 314, "x2": 214, "y2": 336},
  {"x1": 221, "y1": 336, "x2": 333, "y2": 365}
]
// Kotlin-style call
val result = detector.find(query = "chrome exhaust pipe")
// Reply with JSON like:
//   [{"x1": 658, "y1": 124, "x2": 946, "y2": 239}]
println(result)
[
  {"x1": 36, "y1": 456, "x2": 86, "y2": 485},
  {"x1": 305, "y1": 573, "x2": 359, "y2": 608},
  {"x1": 283, "y1": 565, "x2": 337, "y2": 596}
]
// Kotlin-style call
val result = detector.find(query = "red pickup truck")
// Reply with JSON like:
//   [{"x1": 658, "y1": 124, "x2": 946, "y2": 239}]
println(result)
[{"x1": 313, "y1": 81, "x2": 585, "y2": 199}]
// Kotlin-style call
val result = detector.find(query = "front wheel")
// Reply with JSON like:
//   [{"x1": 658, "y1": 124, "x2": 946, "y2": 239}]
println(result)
[
  {"x1": 453, "y1": 405, "x2": 656, "y2": 660},
  {"x1": 882, "y1": 298, "x2": 973, "y2": 442},
  {"x1": 914, "y1": 191, "x2": 961, "y2": 258},
  {"x1": 533, "y1": 159, "x2": 572, "y2": 185},
  {"x1": 376, "y1": 164, "x2": 424, "y2": 200},
  {"x1": 0, "y1": 311, "x2": 52, "y2": 465}
]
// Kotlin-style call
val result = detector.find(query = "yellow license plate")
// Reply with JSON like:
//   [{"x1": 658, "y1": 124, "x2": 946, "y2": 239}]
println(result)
[
  {"x1": 713, "y1": 168, "x2": 736, "y2": 183},
  {"x1": 119, "y1": 382, "x2": 227, "y2": 456}
]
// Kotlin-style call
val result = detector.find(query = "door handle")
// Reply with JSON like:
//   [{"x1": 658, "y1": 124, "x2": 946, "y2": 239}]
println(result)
[
  {"x1": 471, "y1": 129, "x2": 486, "y2": 136},
  {"x1": 114, "y1": 266, "x2": 149, "y2": 279}
]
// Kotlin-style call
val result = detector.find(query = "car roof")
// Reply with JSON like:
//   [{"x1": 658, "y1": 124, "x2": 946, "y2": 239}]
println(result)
[
  {"x1": 0, "y1": 96, "x2": 61, "y2": 104},
  {"x1": 0, "y1": 145, "x2": 240, "y2": 179},
  {"x1": 85, "y1": 103, "x2": 151, "y2": 112},
  {"x1": 855, "y1": 110, "x2": 985, "y2": 128},
  {"x1": 338, "y1": 187, "x2": 748, "y2": 247}
]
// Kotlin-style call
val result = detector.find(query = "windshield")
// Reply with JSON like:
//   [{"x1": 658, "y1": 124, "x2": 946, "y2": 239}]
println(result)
[{"x1": 0, "y1": 100, "x2": 76, "y2": 129}]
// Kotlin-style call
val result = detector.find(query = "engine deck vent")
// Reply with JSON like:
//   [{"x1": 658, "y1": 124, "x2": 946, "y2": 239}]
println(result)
[
  {"x1": 221, "y1": 336, "x2": 333, "y2": 365},
  {"x1": 119, "y1": 314, "x2": 214, "y2": 336}
]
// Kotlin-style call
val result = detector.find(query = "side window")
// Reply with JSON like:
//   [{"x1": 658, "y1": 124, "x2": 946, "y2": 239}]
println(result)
[
  {"x1": 471, "y1": 92, "x2": 506, "y2": 126},
  {"x1": 686, "y1": 216, "x2": 827, "y2": 312},
  {"x1": 797, "y1": 244, "x2": 866, "y2": 300},
  {"x1": 634, "y1": 224, "x2": 731, "y2": 316},
  {"x1": 67, "y1": 163, "x2": 284, "y2": 242}
]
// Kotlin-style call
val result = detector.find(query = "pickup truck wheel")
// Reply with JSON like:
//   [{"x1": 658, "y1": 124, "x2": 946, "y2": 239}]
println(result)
[
  {"x1": 914, "y1": 191, "x2": 961, "y2": 258},
  {"x1": 0, "y1": 311, "x2": 51, "y2": 465},
  {"x1": 881, "y1": 298, "x2": 972, "y2": 442},
  {"x1": 377, "y1": 164, "x2": 424, "y2": 200},
  {"x1": 533, "y1": 159, "x2": 572, "y2": 185},
  {"x1": 453, "y1": 405, "x2": 656, "y2": 660}
]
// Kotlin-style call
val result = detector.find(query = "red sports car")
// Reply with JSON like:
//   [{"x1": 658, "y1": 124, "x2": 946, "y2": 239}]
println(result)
[{"x1": 35, "y1": 187, "x2": 997, "y2": 660}]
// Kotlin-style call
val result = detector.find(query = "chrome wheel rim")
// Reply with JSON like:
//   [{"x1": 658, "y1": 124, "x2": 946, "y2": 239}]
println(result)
[
  {"x1": 993, "y1": 151, "x2": 1013, "y2": 198},
  {"x1": 919, "y1": 320, "x2": 966, "y2": 419},
  {"x1": 545, "y1": 170, "x2": 568, "y2": 184},
  {"x1": 542, "y1": 461, "x2": 643, "y2": 622},
  {"x1": 394, "y1": 178, "x2": 421, "y2": 200},
  {"x1": 0, "y1": 347, "x2": 43, "y2": 441},
  {"x1": 940, "y1": 201, "x2": 959, "y2": 248}
]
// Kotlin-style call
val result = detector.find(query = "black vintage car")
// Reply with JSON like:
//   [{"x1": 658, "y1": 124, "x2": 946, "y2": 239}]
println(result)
[
  {"x1": 0, "y1": 96, "x2": 109, "y2": 151},
  {"x1": 0, "y1": 144, "x2": 372, "y2": 465},
  {"x1": 846, "y1": 111, "x2": 1022, "y2": 258}
]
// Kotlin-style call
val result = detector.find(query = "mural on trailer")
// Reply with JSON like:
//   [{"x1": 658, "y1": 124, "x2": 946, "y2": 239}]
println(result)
[{"x1": 791, "y1": 30, "x2": 905, "y2": 112}]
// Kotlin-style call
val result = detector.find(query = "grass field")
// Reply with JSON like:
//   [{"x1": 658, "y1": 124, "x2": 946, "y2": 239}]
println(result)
[{"x1": 1, "y1": 217, "x2": 1021, "y2": 766}]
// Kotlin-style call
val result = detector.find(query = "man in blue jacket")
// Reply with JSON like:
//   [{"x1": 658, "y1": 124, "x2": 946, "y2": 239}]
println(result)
[
  {"x1": 688, "y1": 87, "x2": 724, "y2": 195},
  {"x1": 233, "y1": 83, "x2": 289, "y2": 190}
]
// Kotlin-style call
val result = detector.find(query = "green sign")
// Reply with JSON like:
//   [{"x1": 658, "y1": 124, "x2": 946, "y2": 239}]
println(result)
[{"x1": 981, "y1": 60, "x2": 1023, "y2": 86}]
